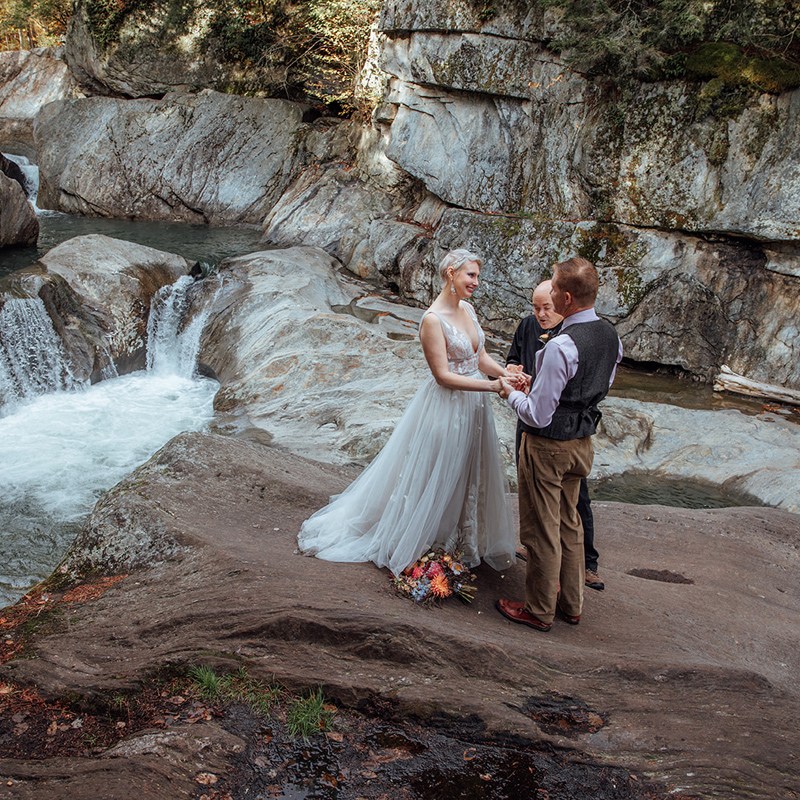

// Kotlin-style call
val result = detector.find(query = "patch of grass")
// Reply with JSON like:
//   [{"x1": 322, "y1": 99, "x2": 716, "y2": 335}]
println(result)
[
  {"x1": 189, "y1": 664, "x2": 224, "y2": 700},
  {"x1": 286, "y1": 687, "x2": 335, "y2": 739},
  {"x1": 188, "y1": 664, "x2": 283, "y2": 713}
]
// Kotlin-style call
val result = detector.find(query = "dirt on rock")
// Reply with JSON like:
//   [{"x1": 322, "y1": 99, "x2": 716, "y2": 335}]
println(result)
[{"x1": 1, "y1": 432, "x2": 798, "y2": 800}]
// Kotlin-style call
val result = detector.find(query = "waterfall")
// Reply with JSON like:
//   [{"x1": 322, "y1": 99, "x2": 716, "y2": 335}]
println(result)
[
  {"x1": 2, "y1": 152, "x2": 41, "y2": 212},
  {"x1": 146, "y1": 274, "x2": 220, "y2": 377},
  {"x1": 0, "y1": 297, "x2": 80, "y2": 409}
]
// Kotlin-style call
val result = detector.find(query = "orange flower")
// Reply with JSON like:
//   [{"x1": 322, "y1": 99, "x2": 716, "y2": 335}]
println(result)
[{"x1": 430, "y1": 573, "x2": 452, "y2": 598}]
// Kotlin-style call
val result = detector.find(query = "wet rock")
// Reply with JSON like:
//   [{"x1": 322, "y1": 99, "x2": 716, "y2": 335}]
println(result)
[
  {"x1": 2, "y1": 721, "x2": 243, "y2": 800},
  {"x1": 37, "y1": 234, "x2": 189, "y2": 371},
  {"x1": 0, "y1": 171, "x2": 37, "y2": 247},
  {"x1": 3, "y1": 431, "x2": 798, "y2": 800},
  {"x1": 595, "y1": 398, "x2": 800, "y2": 514}
]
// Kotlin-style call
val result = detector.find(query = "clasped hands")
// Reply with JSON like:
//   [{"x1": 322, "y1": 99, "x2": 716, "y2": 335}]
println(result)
[{"x1": 497, "y1": 364, "x2": 530, "y2": 398}]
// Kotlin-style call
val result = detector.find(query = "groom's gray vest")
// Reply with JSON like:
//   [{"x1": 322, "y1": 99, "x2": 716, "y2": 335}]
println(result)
[{"x1": 531, "y1": 319, "x2": 619, "y2": 441}]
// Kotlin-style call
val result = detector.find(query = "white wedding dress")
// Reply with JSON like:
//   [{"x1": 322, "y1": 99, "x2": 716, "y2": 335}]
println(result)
[{"x1": 297, "y1": 302, "x2": 516, "y2": 576}]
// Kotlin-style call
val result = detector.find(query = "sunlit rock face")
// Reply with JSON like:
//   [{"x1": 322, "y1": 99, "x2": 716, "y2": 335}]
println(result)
[
  {"x1": 0, "y1": 47, "x2": 81, "y2": 157},
  {"x1": 34, "y1": 91, "x2": 310, "y2": 225},
  {"x1": 264, "y1": 1, "x2": 800, "y2": 388},
  {"x1": 193, "y1": 246, "x2": 798, "y2": 512}
]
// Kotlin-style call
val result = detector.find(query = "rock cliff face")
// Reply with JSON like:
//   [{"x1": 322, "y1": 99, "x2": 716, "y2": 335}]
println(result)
[
  {"x1": 4, "y1": 1, "x2": 798, "y2": 388},
  {"x1": 0, "y1": 47, "x2": 80, "y2": 157},
  {"x1": 34, "y1": 91, "x2": 313, "y2": 225}
]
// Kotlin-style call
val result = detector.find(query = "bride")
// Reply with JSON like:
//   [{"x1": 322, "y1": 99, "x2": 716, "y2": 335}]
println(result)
[{"x1": 297, "y1": 248, "x2": 520, "y2": 575}]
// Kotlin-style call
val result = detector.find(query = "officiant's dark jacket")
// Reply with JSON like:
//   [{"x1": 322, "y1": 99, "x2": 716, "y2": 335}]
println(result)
[{"x1": 506, "y1": 315, "x2": 562, "y2": 452}]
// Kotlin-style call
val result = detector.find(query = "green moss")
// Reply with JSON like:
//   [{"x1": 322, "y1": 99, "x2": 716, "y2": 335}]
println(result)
[
  {"x1": 575, "y1": 224, "x2": 647, "y2": 308},
  {"x1": 693, "y1": 77, "x2": 751, "y2": 121},
  {"x1": 614, "y1": 267, "x2": 646, "y2": 308}
]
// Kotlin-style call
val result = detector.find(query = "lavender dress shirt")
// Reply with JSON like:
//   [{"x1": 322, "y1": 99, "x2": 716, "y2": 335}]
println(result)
[{"x1": 506, "y1": 308, "x2": 623, "y2": 430}]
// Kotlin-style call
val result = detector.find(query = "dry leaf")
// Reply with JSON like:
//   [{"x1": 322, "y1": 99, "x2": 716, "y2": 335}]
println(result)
[
  {"x1": 195, "y1": 772, "x2": 218, "y2": 786},
  {"x1": 326, "y1": 731, "x2": 344, "y2": 742}
]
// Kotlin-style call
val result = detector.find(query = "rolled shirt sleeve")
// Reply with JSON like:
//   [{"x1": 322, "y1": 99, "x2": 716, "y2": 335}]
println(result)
[{"x1": 507, "y1": 337, "x2": 577, "y2": 429}]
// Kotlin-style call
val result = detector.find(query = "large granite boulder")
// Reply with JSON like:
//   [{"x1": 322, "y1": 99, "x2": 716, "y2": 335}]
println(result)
[
  {"x1": 0, "y1": 170, "x2": 37, "y2": 246},
  {"x1": 261, "y1": 163, "x2": 397, "y2": 264},
  {"x1": 1, "y1": 234, "x2": 189, "y2": 395},
  {"x1": 33, "y1": 91, "x2": 310, "y2": 224},
  {"x1": 194, "y1": 246, "x2": 797, "y2": 512},
  {"x1": 0, "y1": 47, "x2": 80, "y2": 157},
  {"x1": 36, "y1": 234, "x2": 190, "y2": 373},
  {"x1": 198, "y1": 246, "x2": 436, "y2": 464}
]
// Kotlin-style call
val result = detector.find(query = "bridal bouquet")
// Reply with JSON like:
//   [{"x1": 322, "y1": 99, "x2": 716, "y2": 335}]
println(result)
[{"x1": 393, "y1": 548, "x2": 477, "y2": 606}]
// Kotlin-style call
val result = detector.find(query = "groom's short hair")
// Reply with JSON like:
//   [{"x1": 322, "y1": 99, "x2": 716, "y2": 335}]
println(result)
[{"x1": 553, "y1": 257, "x2": 599, "y2": 306}]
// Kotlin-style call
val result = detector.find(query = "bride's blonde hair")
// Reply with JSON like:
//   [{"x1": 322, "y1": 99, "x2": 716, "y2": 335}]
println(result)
[{"x1": 439, "y1": 248, "x2": 482, "y2": 284}]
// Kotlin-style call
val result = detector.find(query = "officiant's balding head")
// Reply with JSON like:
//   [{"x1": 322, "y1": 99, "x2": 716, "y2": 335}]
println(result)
[{"x1": 532, "y1": 280, "x2": 563, "y2": 331}]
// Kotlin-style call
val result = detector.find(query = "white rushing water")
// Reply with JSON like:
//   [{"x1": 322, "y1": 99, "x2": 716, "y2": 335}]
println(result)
[
  {"x1": 0, "y1": 296, "x2": 81, "y2": 409},
  {"x1": 2, "y1": 152, "x2": 44, "y2": 213},
  {"x1": 0, "y1": 276, "x2": 219, "y2": 607}
]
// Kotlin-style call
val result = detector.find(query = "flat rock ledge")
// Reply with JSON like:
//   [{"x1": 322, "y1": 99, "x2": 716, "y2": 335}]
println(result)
[{"x1": 2, "y1": 432, "x2": 799, "y2": 800}]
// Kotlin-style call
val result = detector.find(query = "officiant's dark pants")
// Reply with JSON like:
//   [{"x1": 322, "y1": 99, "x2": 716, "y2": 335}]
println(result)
[{"x1": 518, "y1": 432, "x2": 593, "y2": 624}]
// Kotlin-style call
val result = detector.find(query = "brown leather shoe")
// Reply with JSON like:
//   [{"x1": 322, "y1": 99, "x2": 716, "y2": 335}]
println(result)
[
  {"x1": 585, "y1": 569, "x2": 605, "y2": 591},
  {"x1": 556, "y1": 604, "x2": 581, "y2": 625},
  {"x1": 495, "y1": 598, "x2": 551, "y2": 632}
]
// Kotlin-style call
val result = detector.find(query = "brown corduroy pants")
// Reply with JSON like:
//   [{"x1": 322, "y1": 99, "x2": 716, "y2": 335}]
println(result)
[{"x1": 518, "y1": 432, "x2": 594, "y2": 624}]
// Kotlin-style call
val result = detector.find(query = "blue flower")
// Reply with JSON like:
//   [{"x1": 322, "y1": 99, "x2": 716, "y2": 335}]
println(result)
[{"x1": 411, "y1": 578, "x2": 431, "y2": 602}]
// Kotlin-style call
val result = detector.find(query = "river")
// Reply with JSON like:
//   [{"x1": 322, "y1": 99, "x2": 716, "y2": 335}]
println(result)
[{"x1": 0, "y1": 203, "x2": 259, "y2": 606}]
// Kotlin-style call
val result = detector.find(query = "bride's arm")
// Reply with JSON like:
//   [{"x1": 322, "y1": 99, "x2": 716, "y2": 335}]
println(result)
[
  {"x1": 420, "y1": 315, "x2": 501, "y2": 393},
  {"x1": 478, "y1": 348, "x2": 513, "y2": 380}
]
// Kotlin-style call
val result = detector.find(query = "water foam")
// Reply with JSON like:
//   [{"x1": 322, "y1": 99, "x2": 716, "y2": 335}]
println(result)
[{"x1": 0, "y1": 275, "x2": 220, "y2": 607}]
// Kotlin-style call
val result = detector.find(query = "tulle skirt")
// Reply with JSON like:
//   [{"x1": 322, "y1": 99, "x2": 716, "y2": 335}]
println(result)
[{"x1": 297, "y1": 374, "x2": 516, "y2": 576}]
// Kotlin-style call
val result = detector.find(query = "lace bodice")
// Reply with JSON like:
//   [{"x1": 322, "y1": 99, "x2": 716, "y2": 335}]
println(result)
[{"x1": 423, "y1": 303, "x2": 484, "y2": 376}]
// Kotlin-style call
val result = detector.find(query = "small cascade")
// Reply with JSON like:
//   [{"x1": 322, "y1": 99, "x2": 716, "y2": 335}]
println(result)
[
  {"x1": 2, "y1": 152, "x2": 40, "y2": 211},
  {"x1": 146, "y1": 274, "x2": 221, "y2": 377},
  {"x1": 0, "y1": 296, "x2": 79, "y2": 409}
]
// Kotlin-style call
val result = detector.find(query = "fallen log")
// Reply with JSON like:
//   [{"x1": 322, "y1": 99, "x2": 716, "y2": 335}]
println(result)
[{"x1": 713, "y1": 365, "x2": 800, "y2": 406}]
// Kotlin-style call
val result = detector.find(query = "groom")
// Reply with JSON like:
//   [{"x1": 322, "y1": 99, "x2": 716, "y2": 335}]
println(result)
[
  {"x1": 506, "y1": 279, "x2": 604, "y2": 591},
  {"x1": 496, "y1": 257, "x2": 622, "y2": 632}
]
